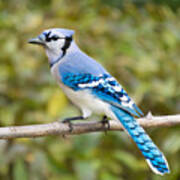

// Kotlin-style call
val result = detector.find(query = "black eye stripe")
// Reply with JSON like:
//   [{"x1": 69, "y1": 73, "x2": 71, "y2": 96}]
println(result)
[
  {"x1": 51, "y1": 35, "x2": 59, "y2": 41},
  {"x1": 65, "y1": 36, "x2": 72, "y2": 41},
  {"x1": 43, "y1": 31, "x2": 68, "y2": 42}
]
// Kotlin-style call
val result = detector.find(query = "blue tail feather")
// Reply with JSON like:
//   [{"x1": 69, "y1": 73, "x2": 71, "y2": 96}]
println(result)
[
  {"x1": 111, "y1": 105, "x2": 170, "y2": 175},
  {"x1": 133, "y1": 103, "x2": 144, "y2": 116}
]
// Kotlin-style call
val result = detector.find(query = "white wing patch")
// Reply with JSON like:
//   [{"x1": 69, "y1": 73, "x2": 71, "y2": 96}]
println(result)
[
  {"x1": 120, "y1": 95, "x2": 129, "y2": 101},
  {"x1": 78, "y1": 79, "x2": 104, "y2": 88},
  {"x1": 75, "y1": 74, "x2": 138, "y2": 115},
  {"x1": 121, "y1": 100, "x2": 134, "y2": 108},
  {"x1": 112, "y1": 85, "x2": 122, "y2": 92}
]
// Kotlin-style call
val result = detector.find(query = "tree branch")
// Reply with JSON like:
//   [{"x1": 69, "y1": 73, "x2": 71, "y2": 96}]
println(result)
[{"x1": 0, "y1": 114, "x2": 179, "y2": 139}]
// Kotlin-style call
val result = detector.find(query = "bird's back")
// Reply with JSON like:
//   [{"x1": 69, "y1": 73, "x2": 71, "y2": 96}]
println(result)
[{"x1": 58, "y1": 44, "x2": 108, "y2": 78}]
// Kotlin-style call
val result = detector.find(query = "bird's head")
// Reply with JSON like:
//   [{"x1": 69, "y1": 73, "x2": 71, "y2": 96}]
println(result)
[{"x1": 28, "y1": 28, "x2": 75, "y2": 65}]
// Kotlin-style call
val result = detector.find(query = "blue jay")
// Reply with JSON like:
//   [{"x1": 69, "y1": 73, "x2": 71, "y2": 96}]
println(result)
[{"x1": 29, "y1": 28, "x2": 170, "y2": 175}]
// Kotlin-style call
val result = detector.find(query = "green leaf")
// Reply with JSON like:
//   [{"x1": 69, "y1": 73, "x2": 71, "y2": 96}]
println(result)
[{"x1": 13, "y1": 158, "x2": 28, "y2": 180}]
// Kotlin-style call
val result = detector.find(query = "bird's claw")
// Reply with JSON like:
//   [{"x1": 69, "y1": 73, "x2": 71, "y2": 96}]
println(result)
[
  {"x1": 62, "y1": 119, "x2": 73, "y2": 133},
  {"x1": 101, "y1": 116, "x2": 110, "y2": 134}
]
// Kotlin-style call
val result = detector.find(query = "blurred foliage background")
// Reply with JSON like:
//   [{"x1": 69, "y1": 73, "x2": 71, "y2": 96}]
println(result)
[{"x1": 0, "y1": 0, "x2": 180, "y2": 179}]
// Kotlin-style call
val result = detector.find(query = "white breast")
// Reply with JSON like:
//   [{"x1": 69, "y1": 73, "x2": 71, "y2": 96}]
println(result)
[
  {"x1": 50, "y1": 63, "x2": 115, "y2": 119},
  {"x1": 60, "y1": 85, "x2": 114, "y2": 118}
]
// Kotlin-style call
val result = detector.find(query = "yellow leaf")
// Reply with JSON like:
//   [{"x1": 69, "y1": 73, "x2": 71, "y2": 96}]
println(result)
[{"x1": 47, "y1": 89, "x2": 68, "y2": 117}]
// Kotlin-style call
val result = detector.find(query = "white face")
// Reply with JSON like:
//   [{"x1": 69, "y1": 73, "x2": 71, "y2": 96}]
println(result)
[
  {"x1": 40, "y1": 29, "x2": 66, "y2": 60},
  {"x1": 29, "y1": 28, "x2": 74, "y2": 63}
]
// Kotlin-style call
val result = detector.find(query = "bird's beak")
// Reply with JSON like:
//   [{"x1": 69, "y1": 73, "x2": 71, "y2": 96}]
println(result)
[{"x1": 28, "y1": 37, "x2": 45, "y2": 46}]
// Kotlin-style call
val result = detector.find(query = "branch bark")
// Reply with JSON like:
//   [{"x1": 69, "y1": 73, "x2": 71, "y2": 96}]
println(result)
[{"x1": 0, "y1": 114, "x2": 179, "y2": 139}]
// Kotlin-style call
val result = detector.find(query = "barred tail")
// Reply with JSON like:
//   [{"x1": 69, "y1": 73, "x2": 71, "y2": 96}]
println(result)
[{"x1": 111, "y1": 106, "x2": 170, "y2": 175}]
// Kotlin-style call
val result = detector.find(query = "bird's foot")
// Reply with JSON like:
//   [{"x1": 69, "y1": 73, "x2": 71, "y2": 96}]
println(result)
[
  {"x1": 62, "y1": 119, "x2": 73, "y2": 132},
  {"x1": 62, "y1": 116, "x2": 84, "y2": 132},
  {"x1": 101, "y1": 116, "x2": 110, "y2": 134}
]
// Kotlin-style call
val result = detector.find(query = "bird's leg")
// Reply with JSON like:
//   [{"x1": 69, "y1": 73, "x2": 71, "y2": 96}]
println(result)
[
  {"x1": 101, "y1": 115, "x2": 110, "y2": 134},
  {"x1": 62, "y1": 116, "x2": 84, "y2": 132},
  {"x1": 62, "y1": 116, "x2": 84, "y2": 123}
]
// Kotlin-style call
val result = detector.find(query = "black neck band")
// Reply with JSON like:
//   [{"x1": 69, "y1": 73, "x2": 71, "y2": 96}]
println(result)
[
  {"x1": 61, "y1": 36, "x2": 72, "y2": 57},
  {"x1": 49, "y1": 36, "x2": 72, "y2": 68}
]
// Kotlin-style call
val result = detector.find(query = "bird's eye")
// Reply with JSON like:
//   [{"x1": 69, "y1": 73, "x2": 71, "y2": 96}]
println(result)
[{"x1": 51, "y1": 35, "x2": 59, "y2": 41}]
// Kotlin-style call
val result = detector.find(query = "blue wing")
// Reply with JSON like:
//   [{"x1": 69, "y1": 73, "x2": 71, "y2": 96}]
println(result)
[
  {"x1": 62, "y1": 73, "x2": 143, "y2": 117},
  {"x1": 62, "y1": 73, "x2": 171, "y2": 175}
]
